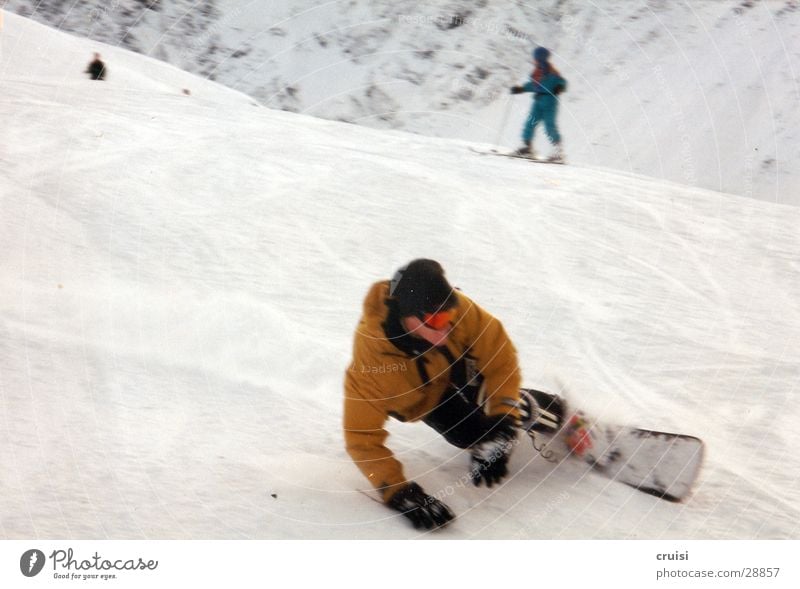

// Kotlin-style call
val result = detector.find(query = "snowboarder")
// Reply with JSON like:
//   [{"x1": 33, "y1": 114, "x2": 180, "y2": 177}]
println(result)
[
  {"x1": 510, "y1": 46, "x2": 566, "y2": 162},
  {"x1": 85, "y1": 53, "x2": 106, "y2": 81},
  {"x1": 343, "y1": 259, "x2": 526, "y2": 530}
]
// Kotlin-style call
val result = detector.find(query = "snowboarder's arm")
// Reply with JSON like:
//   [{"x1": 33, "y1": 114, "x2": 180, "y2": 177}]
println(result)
[
  {"x1": 343, "y1": 386, "x2": 407, "y2": 502},
  {"x1": 459, "y1": 296, "x2": 522, "y2": 419}
]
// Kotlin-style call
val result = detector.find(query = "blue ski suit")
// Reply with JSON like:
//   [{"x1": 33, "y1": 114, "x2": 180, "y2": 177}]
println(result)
[{"x1": 520, "y1": 65, "x2": 566, "y2": 145}]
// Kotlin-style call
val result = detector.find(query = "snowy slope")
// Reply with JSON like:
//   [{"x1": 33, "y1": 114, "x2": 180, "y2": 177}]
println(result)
[
  {"x1": 2, "y1": 11, "x2": 800, "y2": 540},
  {"x1": 2, "y1": 0, "x2": 799, "y2": 206}
]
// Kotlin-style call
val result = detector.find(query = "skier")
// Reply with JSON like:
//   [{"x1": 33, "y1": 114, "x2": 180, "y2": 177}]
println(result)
[
  {"x1": 510, "y1": 46, "x2": 567, "y2": 162},
  {"x1": 85, "y1": 53, "x2": 107, "y2": 81},
  {"x1": 344, "y1": 259, "x2": 542, "y2": 530}
]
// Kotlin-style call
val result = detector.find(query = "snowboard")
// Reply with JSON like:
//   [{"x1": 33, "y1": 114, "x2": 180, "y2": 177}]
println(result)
[
  {"x1": 469, "y1": 146, "x2": 566, "y2": 164},
  {"x1": 520, "y1": 389, "x2": 705, "y2": 503}
]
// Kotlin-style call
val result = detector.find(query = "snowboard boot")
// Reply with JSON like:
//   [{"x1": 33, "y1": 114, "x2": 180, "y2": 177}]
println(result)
[
  {"x1": 547, "y1": 143, "x2": 565, "y2": 163},
  {"x1": 563, "y1": 413, "x2": 594, "y2": 457},
  {"x1": 517, "y1": 388, "x2": 565, "y2": 434},
  {"x1": 513, "y1": 142, "x2": 535, "y2": 158}
]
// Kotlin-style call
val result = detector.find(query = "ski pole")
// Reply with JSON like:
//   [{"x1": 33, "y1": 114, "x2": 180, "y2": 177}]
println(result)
[{"x1": 493, "y1": 94, "x2": 514, "y2": 147}]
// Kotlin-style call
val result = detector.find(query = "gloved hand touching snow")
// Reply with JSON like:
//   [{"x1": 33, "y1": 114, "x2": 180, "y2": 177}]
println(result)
[
  {"x1": 387, "y1": 482, "x2": 455, "y2": 530},
  {"x1": 470, "y1": 415, "x2": 518, "y2": 487}
]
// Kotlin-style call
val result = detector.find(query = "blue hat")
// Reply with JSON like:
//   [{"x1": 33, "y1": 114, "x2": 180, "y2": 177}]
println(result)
[{"x1": 533, "y1": 46, "x2": 550, "y2": 62}]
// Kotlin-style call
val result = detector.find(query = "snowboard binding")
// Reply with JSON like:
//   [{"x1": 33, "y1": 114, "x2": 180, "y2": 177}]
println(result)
[
  {"x1": 562, "y1": 414, "x2": 594, "y2": 457},
  {"x1": 515, "y1": 389, "x2": 568, "y2": 462},
  {"x1": 517, "y1": 388, "x2": 565, "y2": 434}
]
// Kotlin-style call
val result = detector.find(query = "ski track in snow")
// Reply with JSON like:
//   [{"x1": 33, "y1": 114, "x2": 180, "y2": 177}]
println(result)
[{"x1": 1, "y1": 12, "x2": 800, "y2": 539}]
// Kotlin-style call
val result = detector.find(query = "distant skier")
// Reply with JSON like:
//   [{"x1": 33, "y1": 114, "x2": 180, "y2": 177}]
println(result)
[
  {"x1": 510, "y1": 46, "x2": 566, "y2": 162},
  {"x1": 344, "y1": 259, "x2": 539, "y2": 530},
  {"x1": 85, "y1": 53, "x2": 107, "y2": 81}
]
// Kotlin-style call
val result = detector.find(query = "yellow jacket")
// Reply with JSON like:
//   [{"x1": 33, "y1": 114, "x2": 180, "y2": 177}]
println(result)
[{"x1": 343, "y1": 280, "x2": 521, "y2": 502}]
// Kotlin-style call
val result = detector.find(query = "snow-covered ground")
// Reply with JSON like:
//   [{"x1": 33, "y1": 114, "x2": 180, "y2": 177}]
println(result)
[
  {"x1": 1, "y1": 11, "x2": 799, "y2": 540},
  {"x1": 3, "y1": 0, "x2": 800, "y2": 206}
]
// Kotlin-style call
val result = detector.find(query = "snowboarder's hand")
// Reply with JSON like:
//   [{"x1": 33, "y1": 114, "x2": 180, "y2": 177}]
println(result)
[
  {"x1": 510, "y1": 85, "x2": 525, "y2": 94},
  {"x1": 470, "y1": 415, "x2": 518, "y2": 488},
  {"x1": 387, "y1": 482, "x2": 455, "y2": 530}
]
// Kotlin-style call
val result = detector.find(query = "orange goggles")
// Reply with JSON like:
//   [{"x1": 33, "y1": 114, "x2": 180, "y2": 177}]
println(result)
[{"x1": 421, "y1": 309, "x2": 456, "y2": 330}]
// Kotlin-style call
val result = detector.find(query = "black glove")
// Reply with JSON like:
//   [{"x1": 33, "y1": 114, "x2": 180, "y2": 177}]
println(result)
[
  {"x1": 387, "y1": 482, "x2": 455, "y2": 530},
  {"x1": 510, "y1": 85, "x2": 525, "y2": 94},
  {"x1": 470, "y1": 415, "x2": 518, "y2": 487}
]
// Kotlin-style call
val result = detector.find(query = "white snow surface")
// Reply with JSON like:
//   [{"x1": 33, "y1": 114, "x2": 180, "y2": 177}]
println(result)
[
  {"x1": 3, "y1": 0, "x2": 800, "y2": 206},
  {"x1": 1, "y1": 12, "x2": 799, "y2": 540}
]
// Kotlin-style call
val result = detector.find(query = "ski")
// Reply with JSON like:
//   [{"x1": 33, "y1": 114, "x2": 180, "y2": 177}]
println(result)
[{"x1": 468, "y1": 146, "x2": 566, "y2": 165}]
